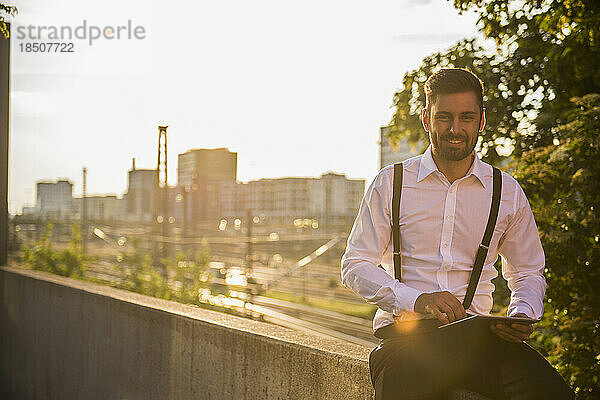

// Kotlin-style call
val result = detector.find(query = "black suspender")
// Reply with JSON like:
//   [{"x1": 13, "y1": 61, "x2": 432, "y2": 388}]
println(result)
[
  {"x1": 462, "y1": 166, "x2": 502, "y2": 309},
  {"x1": 392, "y1": 163, "x2": 403, "y2": 282},
  {"x1": 391, "y1": 163, "x2": 502, "y2": 310}
]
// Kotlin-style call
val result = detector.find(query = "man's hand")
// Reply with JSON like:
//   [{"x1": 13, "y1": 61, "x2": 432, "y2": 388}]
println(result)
[
  {"x1": 414, "y1": 291, "x2": 467, "y2": 324},
  {"x1": 491, "y1": 313, "x2": 535, "y2": 343}
]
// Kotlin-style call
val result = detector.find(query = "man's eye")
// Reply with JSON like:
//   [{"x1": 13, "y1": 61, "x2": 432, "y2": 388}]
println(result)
[
  {"x1": 436, "y1": 116, "x2": 450, "y2": 122},
  {"x1": 461, "y1": 116, "x2": 475, "y2": 122}
]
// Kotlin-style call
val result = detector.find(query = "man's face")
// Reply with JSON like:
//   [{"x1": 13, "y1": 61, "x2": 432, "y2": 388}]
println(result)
[{"x1": 422, "y1": 91, "x2": 485, "y2": 162}]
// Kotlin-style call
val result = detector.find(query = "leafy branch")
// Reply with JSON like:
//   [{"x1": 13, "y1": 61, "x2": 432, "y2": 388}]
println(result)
[{"x1": 0, "y1": 3, "x2": 17, "y2": 39}]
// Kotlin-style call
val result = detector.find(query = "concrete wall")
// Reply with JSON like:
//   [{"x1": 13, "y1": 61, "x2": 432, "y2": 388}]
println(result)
[
  {"x1": 0, "y1": 266, "x2": 373, "y2": 399},
  {"x1": 0, "y1": 266, "x2": 488, "y2": 400}
]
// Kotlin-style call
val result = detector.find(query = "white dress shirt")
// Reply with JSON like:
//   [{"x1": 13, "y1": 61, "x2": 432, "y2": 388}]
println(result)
[{"x1": 341, "y1": 147, "x2": 547, "y2": 331}]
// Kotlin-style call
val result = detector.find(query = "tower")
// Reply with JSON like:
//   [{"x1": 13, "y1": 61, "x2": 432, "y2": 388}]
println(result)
[
  {"x1": 154, "y1": 125, "x2": 169, "y2": 263},
  {"x1": 82, "y1": 167, "x2": 87, "y2": 253},
  {"x1": 157, "y1": 126, "x2": 168, "y2": 191}
]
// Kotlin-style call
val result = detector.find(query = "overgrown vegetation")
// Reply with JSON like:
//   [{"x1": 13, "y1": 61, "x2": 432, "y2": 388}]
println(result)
[
  {"x1": 22, "y1": 223, "x2": 91, "y2": 278},
  {"x1": 20, "y1": 228, "x2": 376, "y2": 320},
  {"x1": 516, "y1": 94, "x2": 600, "y2": 396},
  {"x1": 388, "y1": 1, "x2": 600, "y2": 396},
  {"x1": 116, "y1": 238, "x2": 213, "y2": 305},
  {"x1": 21, "y1": 227, "x2": 214, "y2": 308}
]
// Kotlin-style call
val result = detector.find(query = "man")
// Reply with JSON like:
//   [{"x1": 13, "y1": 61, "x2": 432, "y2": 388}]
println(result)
[{"x1": 341, "y1": 69, "x2": 574, "y2": 399}]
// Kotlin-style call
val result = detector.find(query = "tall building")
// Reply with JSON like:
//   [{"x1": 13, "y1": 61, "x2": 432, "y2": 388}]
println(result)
[
  {"x1": 72, "y1": 195, "x2": 121, "y2": 223},
  {"x1": 220, "y1": 173, "x2": 364, "y2": 229},
  {"x1": 379, "y1": 126, "x2": 420, "y2": 169},
  {"x1": 35, "y1": 179, "x2": 73, "y2": 220},
  {"x1": 318, "y1": 172, "x2": 364, "y2": 227},
  {"x1": 177, "y1": 148, "x2": 237, "y2": 185},
  {"x1": 176, "y1": 148, "x2": 238, "y2": 229},
  {"x1": 123, "y1": 160, "x2": 157, "y2": 223}
]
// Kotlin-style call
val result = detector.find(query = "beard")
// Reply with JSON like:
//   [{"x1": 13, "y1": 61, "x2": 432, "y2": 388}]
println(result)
[{"x1": 430, "y1": 130, "x2": 477, "y2": 162}]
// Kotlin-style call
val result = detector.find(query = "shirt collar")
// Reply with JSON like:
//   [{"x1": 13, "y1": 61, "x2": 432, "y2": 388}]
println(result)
[
  {"x1": 416, "y1": 146, "x2": 437, "y2": 183},
  {"x1": 469, "y1": 152, "x2": 488, "y2": 189},
  {"x1": 417, "y1": 146, "x2": 488, "y2": 188}
]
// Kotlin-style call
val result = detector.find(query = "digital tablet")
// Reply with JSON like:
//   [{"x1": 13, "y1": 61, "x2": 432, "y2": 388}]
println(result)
[{"x1": 438, "y1": 313, "x2": 540, "y2": 329}]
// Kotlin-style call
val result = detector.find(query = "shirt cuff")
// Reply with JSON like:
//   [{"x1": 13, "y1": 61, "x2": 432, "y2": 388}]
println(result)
[
  {"x1": 393, "y1": 284, "x2": 425, "y2": 315},
  {"x1": 507, "y1": 303, "x2": 535, "y2": 319}
]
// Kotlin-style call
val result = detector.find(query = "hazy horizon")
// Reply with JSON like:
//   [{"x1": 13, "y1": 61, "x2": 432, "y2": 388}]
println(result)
[{"x1": 8, "y1": 0, "x2": 481, "y2": 214}]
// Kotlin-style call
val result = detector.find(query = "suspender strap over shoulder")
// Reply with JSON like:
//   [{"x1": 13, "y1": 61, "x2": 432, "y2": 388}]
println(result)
[
  {"x1": 392, "y1": 163, "x2": 403, "y2": 282},
  {"x1": 391, "y1": 163, "x2": 503, "y2": 310},
  {"x1": 462, "y1": 166, "x2": 502, "y2": 309}
]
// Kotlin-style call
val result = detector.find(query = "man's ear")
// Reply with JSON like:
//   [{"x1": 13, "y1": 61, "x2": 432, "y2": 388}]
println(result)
[
  {"x1": 421, "y1": 108, "x2": 430, "y2": 132},
  {"x1": 479, "y1": 108, "x2": 487, "y2": 132}
]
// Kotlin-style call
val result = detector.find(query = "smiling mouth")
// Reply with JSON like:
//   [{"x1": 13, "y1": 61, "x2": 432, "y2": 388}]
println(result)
[{"x1": 444, "y1": 138, "x2": 465, "y2": 145}]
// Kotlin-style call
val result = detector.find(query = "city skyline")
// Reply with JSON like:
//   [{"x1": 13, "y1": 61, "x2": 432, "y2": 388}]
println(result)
[
  {"x1": 8, "y1": 0, "x2": 482, "y2": 214},
  {"x1": 23, "y1": 146, "x2": 365, "y2": 233},
  {"x1": 20, "y1": 143, "x2": 365, "y2": 210}
]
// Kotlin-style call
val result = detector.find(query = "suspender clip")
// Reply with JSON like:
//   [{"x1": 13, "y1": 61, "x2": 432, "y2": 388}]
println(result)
[{"x1": 478, "y1": 243, "x2": 489, "y2": 251}]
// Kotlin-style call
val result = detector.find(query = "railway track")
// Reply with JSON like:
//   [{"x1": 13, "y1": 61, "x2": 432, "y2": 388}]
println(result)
[
  {"x1": 250, "y1": 295, "x2": 377, "y2": 345},
  {"x1": 84, "y1": 261, "x2": 378, "y2": 346}
]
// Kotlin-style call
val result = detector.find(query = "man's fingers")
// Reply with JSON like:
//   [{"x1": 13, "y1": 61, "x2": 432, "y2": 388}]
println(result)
[
  {"x1": 426, "y1": 304, "x2": 449, "y2": 324},
  {"x1": 500, "y1": 322, "x2": 533, "y2": 338},
  {"x1": 491, "y1": 324, "x2": 523, "y2": 343},
  {"x1": 440, "y1": 291, "x2": 467, "y2": 320},
  {"x1": 493, "y1": 323, "x2": 530, "y2": 342},
  {"x1": 496, "y1": 331, "x2": 520, "y2": 343},
  {"x1": 416, "y1": 291, "x2": 467, "y2": 323},
  {"x1": 510, "y1": 323, "x2": 534, "y2": 334},
  {"x1": 433, "y1": 301, "x2": 455, "y2": 322},
  {"x1": 444, "y1": 296, "x2": 467, "y2": 320}
]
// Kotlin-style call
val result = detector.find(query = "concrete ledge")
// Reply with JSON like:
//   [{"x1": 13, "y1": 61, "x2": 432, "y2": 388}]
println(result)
[
  {"x1": 0, "y1": 266, "x2": 373, "y2": 399},
  {"x1": 0, "y1": 266, "x2": 489, "y2": 399}
]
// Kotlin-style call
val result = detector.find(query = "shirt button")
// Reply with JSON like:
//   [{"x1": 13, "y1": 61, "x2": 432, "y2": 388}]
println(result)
[
  {"x1": 446, "y1": 215, "x2": 451, "y2": 220},
  {"x1": 443, "y1": 243, "x2": 448, "y2": 248}
]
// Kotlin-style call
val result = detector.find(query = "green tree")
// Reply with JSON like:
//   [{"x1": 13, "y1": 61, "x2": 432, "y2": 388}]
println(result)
[
  {"x1": 0, "y1": 3, "x2": 17, "y2": 38},
  {"x1": 387, "y1": 1, "x2": 600, "y2": 397},
  {"x1": 451, "y1": 0, "x2": 600, "y2": 152},
  {"x1": 388, "y1": 39, "x2": 521, "y2": 165},
  {"x1": 388, "y1": 0, "x2": 600, "y2": 163},
  {"x1": 516, "y1": 94, "x2": 600, "y2": 397}
]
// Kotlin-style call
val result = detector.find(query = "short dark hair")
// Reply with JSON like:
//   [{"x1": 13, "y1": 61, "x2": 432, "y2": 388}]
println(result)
[{"x1": 424, "y1": 68, "x2": 484, "y2": 113}]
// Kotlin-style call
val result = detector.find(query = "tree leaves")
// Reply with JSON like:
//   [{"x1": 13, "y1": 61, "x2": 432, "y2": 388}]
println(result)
[
  {"x1": 388, "y1": 0, "x2": 600, "y2": 164},
  {"x1": 388, "y1": 39, "x2": 522, "y2": 165},
  {"x1": 0, "y1": 3, "x2": 17, "y2": 39},
  {"x1": 387, "y1": 1, "x2": 600, "y2": 396},
  {"x1": 516, "y1": 94, "x2": 600, "y2": 397}
]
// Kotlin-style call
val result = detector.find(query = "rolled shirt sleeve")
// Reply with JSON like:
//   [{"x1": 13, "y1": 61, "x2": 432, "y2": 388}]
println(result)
[
  {"x1": 498, "y1": 183, "x2": 547, "y2": 319},
  {"x1": 341, "y1": 167, "x2": 424, "y2": 315}
]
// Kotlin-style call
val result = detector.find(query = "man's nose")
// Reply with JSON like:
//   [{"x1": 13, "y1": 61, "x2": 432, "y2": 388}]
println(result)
[{"x1": 450, "y1": 119, "x2": 460, "y2": 134}]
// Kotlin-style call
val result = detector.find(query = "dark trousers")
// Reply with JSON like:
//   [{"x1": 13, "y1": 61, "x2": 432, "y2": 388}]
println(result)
[{"x1": 369, "y1": 321, "x2": 575, "y2": 400}]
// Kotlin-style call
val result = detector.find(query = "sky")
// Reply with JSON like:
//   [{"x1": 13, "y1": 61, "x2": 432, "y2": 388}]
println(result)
[{"x1": 7, "y1": 0, "x2": 481, "y2": 214}]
